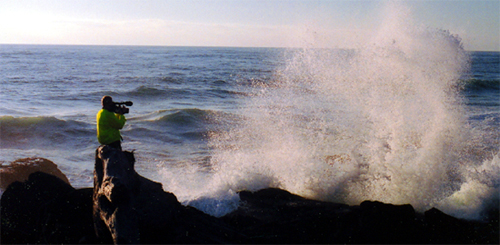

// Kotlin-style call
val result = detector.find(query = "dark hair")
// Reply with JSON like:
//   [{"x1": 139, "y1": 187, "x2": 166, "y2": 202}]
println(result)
[{"x1": 101, "y1": 96, "x2": 113, "y2": 107}]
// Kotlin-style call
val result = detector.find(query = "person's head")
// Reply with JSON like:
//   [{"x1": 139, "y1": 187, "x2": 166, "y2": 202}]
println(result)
[{"x1": 101, "y1": 96, "x2": 114, "y2": 108}]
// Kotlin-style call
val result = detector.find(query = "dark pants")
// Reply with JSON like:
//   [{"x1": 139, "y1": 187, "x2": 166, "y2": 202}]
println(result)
[{"x1": 107, "y1": 141, "x2": 122, "y2": 151}]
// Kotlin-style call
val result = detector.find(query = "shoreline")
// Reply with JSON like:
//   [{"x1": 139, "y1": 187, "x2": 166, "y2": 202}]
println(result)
[{"x1": 1, "y1": 156, "x2": 498, "y2": 244}]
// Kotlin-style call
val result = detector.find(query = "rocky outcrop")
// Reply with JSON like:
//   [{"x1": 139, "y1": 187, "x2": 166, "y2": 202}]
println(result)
[
  {"x1": 1, "y1": 171, "x2": 96, "y2": 244},
  {"x1": 0, "y1": 147, "x2": 244, "y2": 244},
  {"x1": 221, "y1": 188, "x2": 423, "y2": 243},
  {"x1": 1, "y1": 150, "x2": 498, "y2": 244},
  {"x1": 92, "y1": 145, "x2": 243, "y2": 244},
  {"x1": 222, "y1": 188, "x2": 498, "y2": 244},
  {"x1": 0, "y1": 157, "x2": 69, "y2": 189}
]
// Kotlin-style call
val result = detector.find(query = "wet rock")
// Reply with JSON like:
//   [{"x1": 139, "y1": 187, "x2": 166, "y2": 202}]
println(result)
[
  {"x1": 0, "y1": 171, "x2": 96, "y2": 244},
  {"x1": 222, "y1": 188, "x2": 353, "y2": 244},
  {"x1": 1, "y1": 152, "x2": 498, "y2": 244},
  {"x1": 93, "y1": 145, "x2": 244, "y2": 244},
  {"x1": 1, "y1": 148, "x2": 244, "y2": 244},
  {"x1": 222, "y1": 188, "x2": 499, "y2": 244},
  {"x1": 0, "y1": 157, "x2": 69, "y2": 189},
  {"x1": 425, "y1": 207, "x2": 499, "y2": 244},
  {"x1": 356, "y1": 200, "x2": 421, "y2": 243}
]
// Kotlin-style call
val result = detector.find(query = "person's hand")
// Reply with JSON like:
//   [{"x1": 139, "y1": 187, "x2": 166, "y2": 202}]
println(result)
[{"x1": 114, "y1": 105, "x2": 128, "y2": 115}]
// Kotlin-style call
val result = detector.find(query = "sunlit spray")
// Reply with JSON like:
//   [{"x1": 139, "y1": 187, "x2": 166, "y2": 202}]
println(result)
[{"x1": 160, "y1": 1, "x2": 499, "y2": 219}]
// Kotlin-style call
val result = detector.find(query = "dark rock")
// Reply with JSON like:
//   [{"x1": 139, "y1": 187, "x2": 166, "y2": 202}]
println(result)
[
  {"x1": 222, "y1": 188, "x2": 499, "y2": 244},
  {"x1": 93, "y1": 145, "x2": 244, "y2": 244},
  {"x1": 39, "y1": 188, "x2": 97, "y2": 244},
  {"x1": 1, "y1": 148, "x2": 244, "y2": 244},
  {"x1": 425, "y1": 207, "x2": 499, "y2": 244},
  {"x1": 222, "y1": 188, "x2": 354, "y2": 244},
  {"x1": 0, "y1": 157, "x2": 70, "y2": 189},
  {"x1": 93, "y1": 146, "x2": 145, "y2": 244},
  {"x1": 1, "y1": 151, "x2": 498, "y2": 244},
  {"x1": 356, "y1": 200, "x2": 421, "y2": 243},
  {"x1": 1, "y1": 171, "x2": 97, "y2": 244}
]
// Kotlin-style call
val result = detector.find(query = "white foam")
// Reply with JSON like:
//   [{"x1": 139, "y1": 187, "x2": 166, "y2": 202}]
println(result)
[
  {"x1": 437, "y1": 152, "x2": 500, "y2": 219},
  {"x1": 157, "y1": 1, "x2": 498, "y2": 219}
]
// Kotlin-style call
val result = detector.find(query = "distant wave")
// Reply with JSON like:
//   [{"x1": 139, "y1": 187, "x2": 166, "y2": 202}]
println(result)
[
  {"x1": 0, "y1": 110, "x2": 223, "y2": 149},
  {"x1": 127, "y1": 108, "x2": 232, "y2": 142},
  {"x1": 133, "y1": 108, "x2": 221, "y2": 126},
  {"x1": 156, "y1": 108, "x2": 210, "y2": 126},
  {"x1": 207, "y1": 88, "x2": 248, "y2": 98},
  {"x1": 461, "y1": 79, "x2": 500, "y2": 92},
  {"x1": 0, "y1": 116, "x2": 94, "y2": 149},
  {"x1": 124, "y1": 85, "x2": 246, "y2": 100},
  {"x1": 125, "y1": 85, "x2": 199, "y2": 98},
  {"x1": 159, "y1": 76, "x2": 184, "y2": 84}
]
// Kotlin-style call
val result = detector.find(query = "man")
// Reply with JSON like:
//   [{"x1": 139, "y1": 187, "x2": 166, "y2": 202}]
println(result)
[{"x1": 97, "y1": 96, "x2": 126, "y2": 150}]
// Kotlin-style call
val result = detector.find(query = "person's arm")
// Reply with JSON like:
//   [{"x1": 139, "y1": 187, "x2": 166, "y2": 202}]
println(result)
[
  {"x1": 110, "y1": 113, "x2": 126, "y2": 129},
  {"x1": 102, "y1": 110, "x2": 126, "y2": 129}
]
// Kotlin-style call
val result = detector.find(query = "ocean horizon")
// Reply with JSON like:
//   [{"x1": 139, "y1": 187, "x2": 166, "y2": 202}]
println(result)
[{"x1": 1, "y1": 32, "x2": 498, "y2": 220}]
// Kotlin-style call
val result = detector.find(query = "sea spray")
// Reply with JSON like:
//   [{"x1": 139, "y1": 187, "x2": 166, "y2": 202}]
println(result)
[
  {"x1": 154, "y1": 2, "x2": 499, "y2": 219},
  {"x1": 2, "y1": 40, "x2": 496, "y2": 220},
  {"x1": 198, "y1": 2, "x2": 497, "y2": 219}
]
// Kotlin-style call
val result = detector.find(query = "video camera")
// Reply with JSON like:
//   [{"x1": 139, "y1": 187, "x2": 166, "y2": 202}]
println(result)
[{"x1": 113, "y1": 101, "x2": 133, "y2": 114}]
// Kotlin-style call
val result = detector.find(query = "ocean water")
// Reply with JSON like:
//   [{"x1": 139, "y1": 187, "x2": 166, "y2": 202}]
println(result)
[{"x1": 1, "y1": 12, "x2": 499, "y2": 220}]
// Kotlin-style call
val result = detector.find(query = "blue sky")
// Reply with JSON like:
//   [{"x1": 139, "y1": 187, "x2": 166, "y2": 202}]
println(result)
[{"x1": 0, "y1": 0, "x2": 498, "y2": 51}]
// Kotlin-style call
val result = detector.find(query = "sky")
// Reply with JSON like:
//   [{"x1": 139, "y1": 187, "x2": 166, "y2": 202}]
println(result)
[{"x1": 0, "y1": 0, "x2": 498, "y2": 51}]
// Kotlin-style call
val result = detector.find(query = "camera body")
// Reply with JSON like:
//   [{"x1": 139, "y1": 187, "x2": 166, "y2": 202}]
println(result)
[{"x1": 113, "y1": 101, "x2": 133, "y2": 114}]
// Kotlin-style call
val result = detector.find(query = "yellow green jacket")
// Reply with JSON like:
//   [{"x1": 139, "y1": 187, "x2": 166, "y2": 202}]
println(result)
[{"x1": 96, "y1": 109, "x2": 126, "y2": 145}]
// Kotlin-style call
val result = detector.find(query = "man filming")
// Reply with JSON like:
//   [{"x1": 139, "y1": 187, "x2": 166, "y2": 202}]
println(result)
[{"x1": 96, "y1": 95, "x2": 130, "y2": 150}]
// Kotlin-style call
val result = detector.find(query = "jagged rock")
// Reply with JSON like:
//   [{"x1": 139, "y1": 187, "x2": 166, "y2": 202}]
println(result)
[
  {"x1": 0, "y1": 157, "x2": 69, "y2": 189},
  {"x1": 0, "y1": 171, "x2": 96, "y2": 244},
  {"x1": 93, "y1": 145, "x2": 244, "y2": 244},
  {"x1": 1, "y1": 148, "x2": 244, "y2": 244},
  {"x1": 1, "y1": 151, "x2": 498, "y2": 244},
  {"x1": 221, "y1": 188, "x2": 354, "y2": 244},
  {"x1": 425, "y1": 207, "x2": 499, "y2": 244},
  {"x1": 356, "y1": 200, "x2": 421, "y2": 243},
  {"x1": 222, "y1": 188, "x2": 499, "y2": 244}
]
